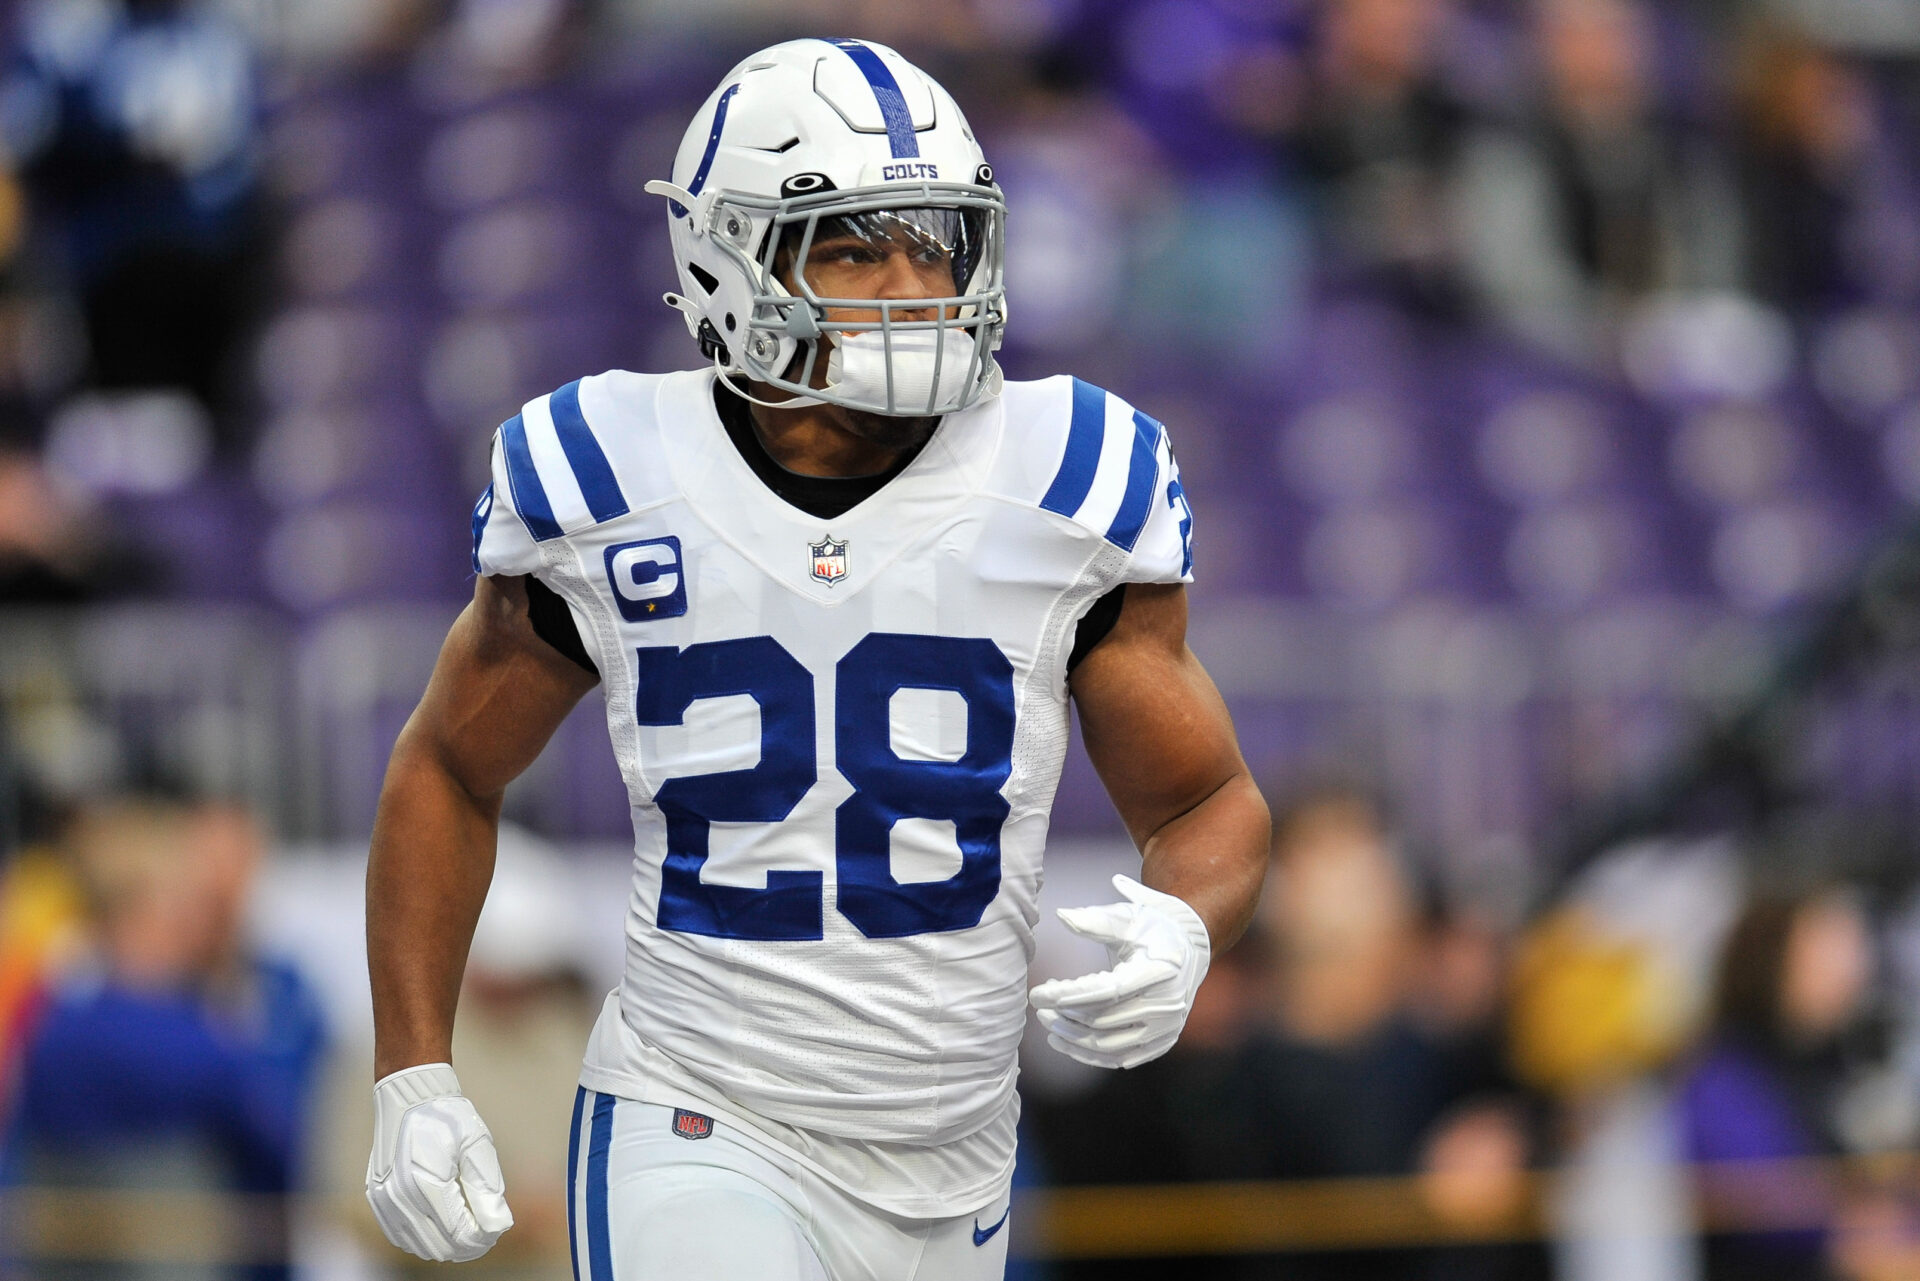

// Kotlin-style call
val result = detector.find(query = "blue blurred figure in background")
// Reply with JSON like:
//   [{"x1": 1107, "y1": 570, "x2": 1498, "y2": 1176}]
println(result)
[
  {"x1": 2, "y1": 0, "x2": 263, "y2": 442},
  {"x1": 1, "y1": 797, "x2": 326, "y2": 1281}
]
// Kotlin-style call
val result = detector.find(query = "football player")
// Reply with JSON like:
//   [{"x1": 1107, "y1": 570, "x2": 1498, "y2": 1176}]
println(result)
[{"x1": 364, "y1": 37, "x2": 1269, "y2": 1281}]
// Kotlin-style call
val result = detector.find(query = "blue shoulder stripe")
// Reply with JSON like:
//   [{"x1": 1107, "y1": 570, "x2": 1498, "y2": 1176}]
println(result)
[
  {"x1": 585, "y1": 1092, "x2": 616, "y2": 1281},
  {"x1": 824, "y1": 38, "x2": 919, "y2": 159},
  {"x1": 499, "y1": 414, "x2": 563, "y2": 542},
  {"x1": 549, "y1": 380, "x2": 629, "y2": 523},
  {"x1": 1039, "y1": 379, "x2": 1107, "y2": 518},
  {"x1": 1105, "y1": 411, "x2": 1164, "y2": 552},
  {"x1": 469, "y1": 483, "x2": 493, "y2": 574}
]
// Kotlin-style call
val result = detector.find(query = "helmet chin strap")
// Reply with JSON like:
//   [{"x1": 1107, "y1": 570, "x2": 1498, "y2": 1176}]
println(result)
[{"x1": 714, "y1": 358, "x2": 828, "y2": 410}]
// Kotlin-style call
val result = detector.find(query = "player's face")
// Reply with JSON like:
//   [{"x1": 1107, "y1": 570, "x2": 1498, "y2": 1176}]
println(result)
[
  {"x1": 776, "y1": 206, "x2": 981, "y2": 323},
  {"x1": 798, "y1": 214, "x2": 960, "y2": 315},
  {"x1": 765, "y1": 207, "x2": 979, "y2": 446}
]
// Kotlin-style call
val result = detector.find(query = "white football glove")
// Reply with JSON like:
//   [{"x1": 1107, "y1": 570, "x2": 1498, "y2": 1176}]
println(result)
[
  {"x1": 1028, "y1": 874, "x2": 1212, "y2": 1070},
  {"x1": 366, "y1": 1063, "x2": 513, "y2": 1262}
]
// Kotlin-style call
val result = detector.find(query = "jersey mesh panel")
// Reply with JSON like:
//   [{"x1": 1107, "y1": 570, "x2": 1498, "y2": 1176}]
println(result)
[{"x1": 1006, "y1": 541, "x2": 1127, "y2": 819}]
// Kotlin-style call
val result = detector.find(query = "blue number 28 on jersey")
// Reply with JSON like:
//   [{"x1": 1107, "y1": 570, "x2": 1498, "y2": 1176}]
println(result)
[{"x1": 633, "y1": 632, "x2": 1014, "y2": 941}]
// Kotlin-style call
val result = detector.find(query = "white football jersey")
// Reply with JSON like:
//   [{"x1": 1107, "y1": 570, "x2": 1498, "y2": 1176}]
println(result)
[{"x1": 472, "y1": 368, "x2": 1193, "y2": 1213}]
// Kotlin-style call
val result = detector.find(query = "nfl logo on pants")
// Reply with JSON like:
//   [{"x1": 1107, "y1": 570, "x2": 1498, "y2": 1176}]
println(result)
[{"x1": 672, "y1": 1108, "x2": 713, "y2": 1140}]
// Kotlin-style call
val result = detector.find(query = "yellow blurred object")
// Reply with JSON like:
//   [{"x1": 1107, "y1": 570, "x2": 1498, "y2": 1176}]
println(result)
[
  {"x1": 1507, "y1": 906, "x2": 1690, "y2": 1094},
  {"x1": 0, "y1": 169, "x2": 23, "y2": 267},
  {"x1": 0, "y1": 849, "x2": 85, "y2": 1060}
]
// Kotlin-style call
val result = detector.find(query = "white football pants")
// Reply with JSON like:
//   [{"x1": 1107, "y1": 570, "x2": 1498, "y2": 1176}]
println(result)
[{"x1": 567, "y1": 1088, "x2": 1014, "y2": 1281}]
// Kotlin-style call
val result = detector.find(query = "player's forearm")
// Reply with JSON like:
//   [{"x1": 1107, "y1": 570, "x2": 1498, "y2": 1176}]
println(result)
[
  {"x1": 366, "y1": 731, "x2": 502, "y2": 1079},
  {"x1": 1138, "y1": 769, "x2": 1270, "y2": 952}
]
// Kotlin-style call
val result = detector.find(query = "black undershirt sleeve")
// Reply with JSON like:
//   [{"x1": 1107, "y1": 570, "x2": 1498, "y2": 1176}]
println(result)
[
  {"x1": 1066, "y1": 584, "x2": 1125, "y2": 672},
  {"x1": 525, "y1": 576, "x2": 598, "y2": 676},
  {"x1": 519, "y1": 382, "x2": 1130, "y2": 675}
]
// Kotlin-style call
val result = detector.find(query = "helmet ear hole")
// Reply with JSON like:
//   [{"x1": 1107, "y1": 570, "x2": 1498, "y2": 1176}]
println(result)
[
  {"x1": 974, "y1": 163, "x2": 994, "y2": 185},
  {"x1": 688, "y1": 263, "x2": 720, "y2": 296}
]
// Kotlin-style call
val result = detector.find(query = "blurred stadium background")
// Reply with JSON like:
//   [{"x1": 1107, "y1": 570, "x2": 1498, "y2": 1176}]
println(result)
[{"x1": 5, "y1": 0, "x2": 1920, "y2": 1276}]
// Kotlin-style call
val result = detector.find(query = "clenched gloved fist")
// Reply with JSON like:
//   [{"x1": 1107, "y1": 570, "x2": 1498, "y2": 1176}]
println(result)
[
  {"x1": 1028, "y1": 874, "x2": 1211, "y2": 1070},
  {"x1": 366, "y1": 1063, "x2": 513, "y2": 1262}
]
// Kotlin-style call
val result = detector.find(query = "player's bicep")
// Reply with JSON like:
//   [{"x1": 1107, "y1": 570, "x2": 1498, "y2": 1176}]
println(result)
[
  {"x1": 397, "y1": 574, "x2": 599, "y2": 802},
  {"x1": 1067, "y1": 582, "x2": 1247, "y2": 846}
]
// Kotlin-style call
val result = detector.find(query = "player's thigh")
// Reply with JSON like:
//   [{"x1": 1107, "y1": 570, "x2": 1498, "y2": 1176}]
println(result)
[
  {"x1": 604, "y1": 1167, "x2": 827, "y2": 1281},
  {"x1": 909, "y1": 1186, "x2": 1013, "y2": 1281},
  {"x1": 803, "y1": 1174, "x2": 1011, "y2": 1281},
  {"x1": 569, "y1": 1091, "x2": 828, "y2": 1281}
]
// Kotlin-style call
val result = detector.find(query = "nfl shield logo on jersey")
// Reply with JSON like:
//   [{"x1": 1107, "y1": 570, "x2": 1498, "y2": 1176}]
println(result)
[
  {"x1": 671, "y1": 1108, "x2": 713, "y2": 1140},
  {"x1": 809, "y1": 537, "x2": 849, "y2": 586}
]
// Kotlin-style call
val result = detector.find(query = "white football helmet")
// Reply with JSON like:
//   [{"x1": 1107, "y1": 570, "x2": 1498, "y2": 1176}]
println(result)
[{"x1": 645, "y1": 38, "x2": 1007, "y2": 417}]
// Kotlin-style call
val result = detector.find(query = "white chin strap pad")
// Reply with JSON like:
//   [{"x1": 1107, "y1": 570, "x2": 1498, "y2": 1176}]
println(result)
[{"x1": 826, "y1": 330, "x2": 978, "y2": 414}]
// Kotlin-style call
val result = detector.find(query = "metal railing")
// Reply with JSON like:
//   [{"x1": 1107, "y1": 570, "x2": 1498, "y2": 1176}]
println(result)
[{"x1": 4, "y1": 1153, "x2": 1913, "y2": 1265}]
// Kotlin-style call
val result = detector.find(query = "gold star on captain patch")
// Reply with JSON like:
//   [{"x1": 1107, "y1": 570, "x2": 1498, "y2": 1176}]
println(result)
[{"x1": 647, "y1": 602, "x2": 656, "y2": 613}]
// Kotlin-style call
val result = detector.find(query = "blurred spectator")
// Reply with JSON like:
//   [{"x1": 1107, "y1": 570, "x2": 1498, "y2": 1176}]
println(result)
[
  {"x1": 1300, "y1": 0, "x2": 1473, "y2": 315},
  {"x1": 1408, "y1": 889, "x2": 1550, "y2": 1280},
  {"x1": 1410, "y1": 890, "x2": 1510, "y2": 1055},
  {"x1": 1023, "y1": 0, "x2": 1312, "y2": 370},
  {"x1": 1261, "y1": 790, "x2": 1418, "y2": 1057},
  {"x1": 1255, "y1": 789, "x2": 1538, "y2": 1278},
  {"x1": 1031, "y1": 789, "x2": 1545, "y2": 1280},
  {"x1": 1734, "y1": 31, "x2": 1914, "y2": 312},
  {"x1": 0, "y1": 443, "x2": 153, "y2": 601},
  {"x1": 1677, "y1": 888, "x2": 1875, "y2": 1281},
  {"x1": 0, "y1": 445, "x2": 93, "y2": 601},
  {"x1": 218, "y1": 0, "x2": 436, "y2": 72},
  {"x1": 1416, "y1": 1097, "x2": 1544, "y2": 1281},
  {"x1": 1, "y1": 797, "x2": 326, "y2": 1280},
  {"x1": 4, "y1": 0, "x2": 265, "y2": 444},
  {"x1": 1453, "y1": 0, "x2": 1740, "y2": 360}
]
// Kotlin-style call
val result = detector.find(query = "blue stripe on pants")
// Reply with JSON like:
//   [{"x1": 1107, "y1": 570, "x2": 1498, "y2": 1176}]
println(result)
[
  {"x1": 586, "y1": 1092, "x2": 617, "y2": 1281},
  {"x1": 567, "y1": 1087, "x2": 586, "y2": 1281}
]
